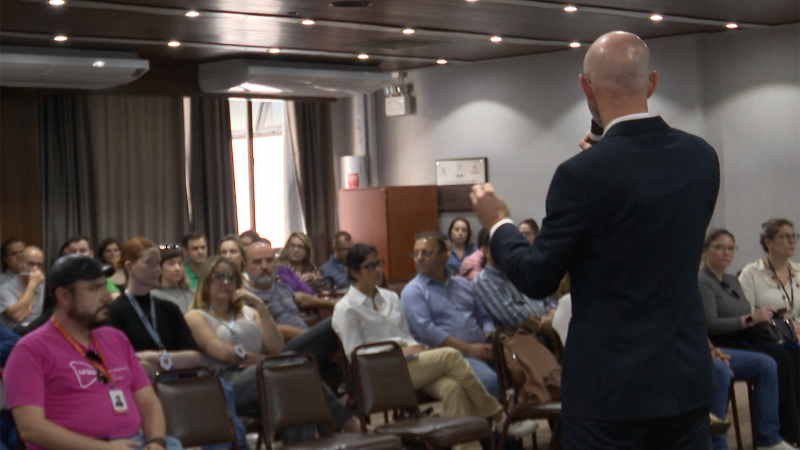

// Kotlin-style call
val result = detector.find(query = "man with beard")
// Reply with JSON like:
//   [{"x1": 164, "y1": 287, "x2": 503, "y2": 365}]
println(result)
[
  {"x1": 243, "y1": 239, "x2": 342, "y2": 388},
  {"x1": 2, "y1": 255, "x2": 182, "y2": 450}
]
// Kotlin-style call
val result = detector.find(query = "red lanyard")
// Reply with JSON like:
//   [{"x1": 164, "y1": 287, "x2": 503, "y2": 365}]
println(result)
[
  {"x1": 51, "y1": 316, "x2": 113, "y2": 386},
  {"x1": 16, "y1": 288, "x2": 35, "y2": 316}
]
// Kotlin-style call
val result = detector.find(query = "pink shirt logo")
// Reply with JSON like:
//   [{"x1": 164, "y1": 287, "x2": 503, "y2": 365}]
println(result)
[{"x1": 69, "y1": 361, "x2": 100, "y2": 388}]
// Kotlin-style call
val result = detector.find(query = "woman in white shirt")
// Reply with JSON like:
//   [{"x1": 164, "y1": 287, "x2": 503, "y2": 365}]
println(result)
[
  {"x1": 332, "y1": 244, "x2": 537, "y2": 446},
  {"x1": 739, "y1": 218, "x2": 800, "y2": 334}
]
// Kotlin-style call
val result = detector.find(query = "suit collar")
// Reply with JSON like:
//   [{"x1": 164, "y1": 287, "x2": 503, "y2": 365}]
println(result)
[{"x1": 604, "y1": 116, "x2": 668, "y2": 138}]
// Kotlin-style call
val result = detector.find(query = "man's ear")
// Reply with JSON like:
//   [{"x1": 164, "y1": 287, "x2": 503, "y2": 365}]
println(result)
[
  {"x1": 579, "y1": 73, "x2": 594, "y2": 102},
  {"x1": 646, "y1": 71, "x2": 658, "y2": 99},
  {"x1": 54, "y1": 286, "x2": 72, "y2": 308}
]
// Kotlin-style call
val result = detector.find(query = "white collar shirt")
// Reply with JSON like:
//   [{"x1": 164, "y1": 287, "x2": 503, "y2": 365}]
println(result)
[
  {"x1": 603, "y1": 112, "x2": 658, "y2": 135},
  {"x1": 738, "y1": 258, "x2": 800, "y2": 316},
  {"x1": 332, "y1": 285, "x2": 419, "y2": 360}
]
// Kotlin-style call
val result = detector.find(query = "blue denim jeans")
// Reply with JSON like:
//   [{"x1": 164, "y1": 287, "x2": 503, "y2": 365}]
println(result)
[
  {"x1": 464, "y1": 357, "x2": 500, "y2": 401},
  {"x1": 711, "y1": 348, "x2": 782, "y2": 449},
  {"x1": 124, "y1": 433, "x2": 183, "y2": 449}
]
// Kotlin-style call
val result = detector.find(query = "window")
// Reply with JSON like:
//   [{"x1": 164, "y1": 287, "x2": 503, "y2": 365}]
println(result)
[{"x1": 229, "y1": 99, "x2": 287, "y2": 245}]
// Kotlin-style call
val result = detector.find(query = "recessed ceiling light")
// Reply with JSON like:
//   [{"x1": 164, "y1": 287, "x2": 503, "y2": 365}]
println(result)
[
  {"x1": 569, "y1": 41, "x2": 581, "y2": 48},
  {"x1": 563, "y1": 5, "x2": 577, "y2": 12},
  {"x1": 269, "y1": 48, "x2": 281, "y2": 53},
  {"x1": 301, "y1": 19, "x2": 316, "y2": 25},
  {"x1": 357, "y1": 53, "x2": 370, "y2": 60},
  {"x1": 185, "y1": 10, "x2": 200, "y2": 17},
  {"x1": 402, "y1": 28, "x2": 415, "y2": 35},
  {"x1": 53, "y1": 35, "x2": 68, "y2": 41},
  {"x1": 650, "y1": 14, "x2": 663, "y2": 21},
  {"x1": 436, "y1": 59, "x2": 448, "y2": 65},
  {"x1": 48, "y1": 0, "x2": 65, "y2": 5},
  {"x1": 93, "y1": 60, "x2": 105, "y2": 67},
  {"x1": 490, "y1": 36, "x2": 502, "y2": 43},
  {"x1": 726, "y1": 22, "x2": 738, "y2": 29},
  {"x1": 465, "y1": 0, "x2": 479, "y2": 2},
  {"x1": 167, "y1": 41, "x2": 181, "y2": 47}
]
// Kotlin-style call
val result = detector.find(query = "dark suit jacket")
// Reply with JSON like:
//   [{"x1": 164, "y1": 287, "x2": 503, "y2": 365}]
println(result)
[{"x1": 491, "y1": 117, "x2": 719, "y2": 420}]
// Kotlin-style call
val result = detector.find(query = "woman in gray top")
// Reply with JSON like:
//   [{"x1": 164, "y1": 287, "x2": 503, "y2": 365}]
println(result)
[
  {"x1": 699, "y1": 228, "x2": 800, "y2": 447},
  {"x1": 150, "y1": 245, "x2": 194, "y2": 314}
]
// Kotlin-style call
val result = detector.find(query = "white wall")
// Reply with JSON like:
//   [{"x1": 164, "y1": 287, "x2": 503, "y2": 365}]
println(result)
[{"x1": 375, "y1": 24, "x2": 800, "y2": 272}]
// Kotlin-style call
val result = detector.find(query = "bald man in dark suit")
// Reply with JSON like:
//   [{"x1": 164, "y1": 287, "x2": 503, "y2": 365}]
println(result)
[{"x1": 472, "y1": 31, "x2": 720, "y2": 449}]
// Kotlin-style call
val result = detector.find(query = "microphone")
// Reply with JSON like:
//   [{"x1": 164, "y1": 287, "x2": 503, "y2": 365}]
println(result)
[{"x1": 586, "y1": 120, "x2": 604, "y2": 145}]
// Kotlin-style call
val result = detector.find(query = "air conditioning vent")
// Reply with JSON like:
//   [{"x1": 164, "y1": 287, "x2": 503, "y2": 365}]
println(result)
[{"x1": 0, "y1": 46, "x2": 149, "y2": 90}]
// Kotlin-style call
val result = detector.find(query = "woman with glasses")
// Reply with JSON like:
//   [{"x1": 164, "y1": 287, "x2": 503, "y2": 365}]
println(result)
[
  {"x1": 333, "y1": 243, "x2": 537, "y2": 447},
  {"x1": 184, "y1": 256, "x2": 363, "y2": 441},
  {"x1": 277, "y1": 232, "x2": 330, "y2": 296},
  {"x1": 151, "y1": 245, "x2": 194, "y2": 314},
  {"x1": 699, "y1": 229, "x2": 799, "y2": 449},
  {"x1": 740, "y1": 218, "x2": 800, "y2": 323}
]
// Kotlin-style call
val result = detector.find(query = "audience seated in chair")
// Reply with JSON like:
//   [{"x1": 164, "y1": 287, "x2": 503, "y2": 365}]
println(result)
[
  {"x1": 243, "y1": 240, "x2": 343, "y2": 389},
  {"x1": 401, "y1": 231, "x2": 501, "y2": 400},
  {"x1": 184, "y1": 256, "x2": 363, "y2": 444},
  {"x1": 446, "y1": 218, "x2": 477, "y2": 277},
  {"x1": 472, "y1": 227, "x2": 557, "y2": 340},
  {"x1": 319, "y1": 231, "x2": 353, "y2": 291},
  {"x1": 150, "y1": 245, "x2": 194, "y2": 314},
  {"x1": 0, "y1": 246, "x2": 45, "y2": 332},
  {"x1": 277, "y1": 232, "x2": 331, "y2": 297},
  {"x1": 2, "y1": 255, "x2": 182, "y2": 449},
  {"x1": 0, "y1": 239, "x2": 25, "y2": 288},
  {"x1": 333, "y1": 243, "x2": 537, "y2": 449},
  {"x1": 182, "y1": 233, "x2": 208, "y2": 291}
]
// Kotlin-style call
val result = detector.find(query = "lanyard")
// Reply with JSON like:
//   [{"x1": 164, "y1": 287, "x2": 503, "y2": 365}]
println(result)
[
  {"x1": 16, "y1": 289, "x2": 35, "y2": 316},
  {"x1": 217, "y1": 310, "x2": 239, "y2": 339},
  {"x1": 51, "y1": 316, "x2": 113, "y2": 387},
  {"x1": 768, "y1": 260, "x2": 795, "y2": 311},
  {"x1": 125, "y1": 292, "x2": 164, "y2": 350}
]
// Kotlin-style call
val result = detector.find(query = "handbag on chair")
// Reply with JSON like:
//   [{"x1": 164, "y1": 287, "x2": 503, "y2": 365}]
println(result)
[
  {"x1": 498, "y1": 327, "x2": 561, "y2": 408},
  {"x1": 746, "y1": 310, "x2": 799, "y2": 348}
]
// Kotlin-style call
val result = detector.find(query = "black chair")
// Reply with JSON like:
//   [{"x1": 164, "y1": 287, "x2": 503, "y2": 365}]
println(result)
[
  {"x1": 493, "y1": 328, "x2": 562, "y2": 450},
  {"x1": 153, "y1": 367, "x2": 240, "y2": 449},
  {"x1": 351, "y1": 341, "x2": 495, "y2": 450},
  {"x1": 256, "y1": 353, "x2": 402, "y2": 450}
]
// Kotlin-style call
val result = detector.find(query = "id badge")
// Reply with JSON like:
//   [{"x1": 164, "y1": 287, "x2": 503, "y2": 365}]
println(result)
[
  {"x1": 109, "y1": 389, "x2": 128, "y2": 414},
  {"x1": 234, "y1": 342, "x2": 246, "y2": 359},
  {"x1": 159, "y1": 353, "x2": 173, "y2": 370}
]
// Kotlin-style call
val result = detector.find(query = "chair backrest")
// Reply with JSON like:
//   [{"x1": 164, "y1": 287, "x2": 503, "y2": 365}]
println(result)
[
  {"x1": 153, "y1": 368, "x2": 238, "y2": 448},
  {"x1": 351, "y1": 341, "x2": 419, "y2": 416},
  {"x1": 257, "y1": 353, "x2": 333, "y2": 433}
]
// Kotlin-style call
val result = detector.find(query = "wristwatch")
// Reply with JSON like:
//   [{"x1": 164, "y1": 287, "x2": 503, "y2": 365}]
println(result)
[{"x1": 146, "y1": 437, "x2": 167, "y2": 448}]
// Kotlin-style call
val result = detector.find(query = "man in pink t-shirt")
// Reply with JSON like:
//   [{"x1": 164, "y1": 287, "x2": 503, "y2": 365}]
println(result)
[{"x1": 2, "y1": 256, "x2": 180, "y2": 450}]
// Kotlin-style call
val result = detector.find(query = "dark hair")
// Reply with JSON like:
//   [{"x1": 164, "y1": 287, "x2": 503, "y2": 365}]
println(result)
[
  {"x1": 182, "y1": 232, "x2": 206, "y2": 248},
  {"x1": 476, "y1": 227, "x2": 490, "y2": 249},
  {"x1": 1, "y1": 237, "x2": 24, "y2": 271},
  {"x1": 60, "y1": 236, "x2": 92, "y2": 256},
  {"x1": 414, "y1": 231, "x2": 448, "y2": 253},
  {"x1": 520, "y1": 218, "x2": 540, "y2": 235},
  {"x1": 239, "y1": 230, "x2": 260, "y2": 242},
  {"x1": 159, "y1": 245, "x2": 183, "y2": 264},
  {"x1": 332, "y1": 231, "x2": 352, "y2": 247},
  {"x1": 760, "y1": 218, "x2": 795, "y2": 252},
  {"x1": 59, "y1": 242, "x2": 71, "y2": 256},
  {"x1": 96, "y1": 238, "x2": 120, "y2": 263},
  {"x1": 346, "y1": 243, "x2": 378, "y2": 282},
  {"x1": 704, "y1": 228, "x2": 735, "y2": 249},
  {"x1": 447, "y1": 217, "x2": 472, "y2": 247}
]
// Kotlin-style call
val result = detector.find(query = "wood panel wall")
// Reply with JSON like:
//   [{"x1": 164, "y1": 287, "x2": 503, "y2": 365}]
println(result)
[{"x1": 0, "y1": 89, "x2": 41, "y2": 247}]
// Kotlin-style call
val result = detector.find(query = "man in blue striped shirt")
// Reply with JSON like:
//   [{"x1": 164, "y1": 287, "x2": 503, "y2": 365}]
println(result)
[{"x1": 472, "y1": 227, "x2": 557, "y2": 330}]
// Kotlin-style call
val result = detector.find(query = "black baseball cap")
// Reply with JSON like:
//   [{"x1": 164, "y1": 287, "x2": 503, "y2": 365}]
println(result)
[{"x1": 46, "y1": 255, "x2": 115, "y2": 300}]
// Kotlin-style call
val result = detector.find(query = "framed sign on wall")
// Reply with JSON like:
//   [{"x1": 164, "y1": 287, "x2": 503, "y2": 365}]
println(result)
[{"x1": 435, "y1": 157, "x2": 488, "y2": 186}]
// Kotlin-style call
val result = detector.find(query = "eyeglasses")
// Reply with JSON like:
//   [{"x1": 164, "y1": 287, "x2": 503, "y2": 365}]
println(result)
[
  {"x1": 710, "y1": 245, "x2": 738, "y2": 252},
  {"x1": 86, "y1": 351, "x2": 109, "y2": 384},
  {"x1": 359, "y1": 259, "x2": 383, "y2": 271},
  {"x1": 288, "y1": 244, "x2": 306, "y2": 251},
  {"x1": 410, "y1": 250, "x2": 440, "y2": 260},
  {"x1": 211, "y1": 272, "x2": 239, "y2": 283},
  {"x1": 775, "y1": 233, "x2": 799, "y2": 243}
]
